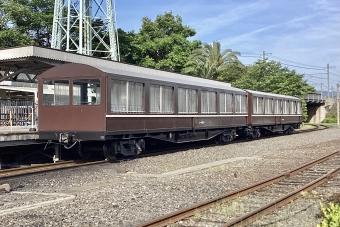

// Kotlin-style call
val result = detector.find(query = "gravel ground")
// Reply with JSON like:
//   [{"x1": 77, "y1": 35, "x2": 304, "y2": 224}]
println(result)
[{"x1": 0, "y1": 126, "x2": 339, "y2": 226}]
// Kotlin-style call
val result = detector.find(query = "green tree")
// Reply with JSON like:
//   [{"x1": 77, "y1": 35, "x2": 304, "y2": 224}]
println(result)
[
  {"x1": 0, "y1": 0, "x2": 33, "y2": 47},
  {"x1": 0, "y1": 0, "x2": 7, "y2": 30},
  {"x1": 0, "y1": 29, "x2": 34, "y2": 48},
  {"x1": 183, "y1": 41, "x2": 243, "y2": 80},
  {"x1": 117, "y1": 28, "x2": 136, "y2": 63},
  {"x1": 216, "y1": 61, "x2": 247, "y2": 83},
  {"x1": 233, "y1": 59, "x2": 315, "y2": 122},
  {"x1": 0, "y1": 0, "x2": 54, "y2": 47},
  {"x1": 131, "y1": 11, "x2": 200, "y2": 72},
  {"x1": 233, "y1": 59, "x2": 315, "y2": 97},
  {"x1": 301, "y1": 99, "x2": 308, "y2": 122}
]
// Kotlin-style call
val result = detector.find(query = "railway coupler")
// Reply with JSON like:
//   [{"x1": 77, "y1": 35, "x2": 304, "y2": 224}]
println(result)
[{"x1": 59, "y1": 132, "x2": 73, "y2": 144}]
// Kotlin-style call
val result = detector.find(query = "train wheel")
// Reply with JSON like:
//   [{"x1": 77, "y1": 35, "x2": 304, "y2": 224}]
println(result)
[
  {"x1": 285, "y1": 127, "x2": 294, "y2": 135},
  {"x1": 213, "y1": 136, "x2": 222, "y2": 145},
  {"x1": 103, "y1": 142, "x2": 117, "y2": 163},
  {"x1": 78, "y1": 143, "x2": 92, "y2": 159},
  {"x1": 220, "y1": 134, "x2": 231, "y2": 143}
]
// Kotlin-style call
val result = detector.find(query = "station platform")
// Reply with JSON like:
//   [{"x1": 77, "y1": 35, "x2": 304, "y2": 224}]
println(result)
[{"x1": 0, "y1": 126, "x2": 40, "y2": 147}]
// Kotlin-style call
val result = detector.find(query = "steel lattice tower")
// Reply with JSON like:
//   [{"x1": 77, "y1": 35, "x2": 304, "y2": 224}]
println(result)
[{"x1": 51, "y1": 0, "x2": 119, "y2": 61}]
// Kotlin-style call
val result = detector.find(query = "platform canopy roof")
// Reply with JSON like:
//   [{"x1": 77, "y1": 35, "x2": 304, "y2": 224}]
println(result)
[{"x1": 0, "y1": 46, "x2": 232, "y2": 89}]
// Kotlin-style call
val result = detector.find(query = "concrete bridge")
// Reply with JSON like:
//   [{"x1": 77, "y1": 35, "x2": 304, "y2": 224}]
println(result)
[{"x1": 304, "y1": 94, "x2": 331, "y2": 123}]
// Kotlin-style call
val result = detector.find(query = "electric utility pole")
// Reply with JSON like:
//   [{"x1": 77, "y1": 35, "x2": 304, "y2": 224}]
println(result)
[
  {"x1": 327, "y1": 63, "x2": 330, "y2": 98},
  {"x1": 337, "y1": 83, "x2": 339, "y2": 126},
  {"x1": 262, "y1": 51, "x2": 271, "y2": 60}
]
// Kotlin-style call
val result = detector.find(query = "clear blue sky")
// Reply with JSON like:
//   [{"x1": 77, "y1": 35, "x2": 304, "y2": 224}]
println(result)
[{"x1": 115, "y1": 0, "x2": 340, "y2": 93}]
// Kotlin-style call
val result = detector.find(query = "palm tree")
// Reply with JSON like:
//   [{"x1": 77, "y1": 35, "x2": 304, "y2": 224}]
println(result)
[{"x1": 183, "y1": 41, "x2": 242, "y2": 80}]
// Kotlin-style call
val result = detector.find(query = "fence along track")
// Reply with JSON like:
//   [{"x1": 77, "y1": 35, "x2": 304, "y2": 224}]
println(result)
[
  {"x1": 0, "y1": 99, "x2": 34, "y2": 126},
  {"x1": 137, "y1": 151, "x2": 340, "y2": 227}
]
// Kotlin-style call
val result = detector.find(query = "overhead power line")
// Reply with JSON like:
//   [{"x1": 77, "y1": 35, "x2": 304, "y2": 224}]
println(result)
[
  {"x1": 250, "y1": 51, "x2": 339, "y2": 95},
  {"x1": 331, "y1": 69, "x2": 340, "y2": 73},
  {"x1": 239, "y1": 51, "x2": 334, "y2": 74},
  {"x1": 279, "y1": 62, "x2": 326, "y2": 70},
  {"x1": 239, "y1": 52, "x2": 261, "y2": 55},
  {"x1": 329, "y1": 72, "x2": 340, "y2": 78},
  {"x1": 239, "y1": 55, "x2": 260, "y2": 58},
  {"x1": 303, "y1": 73, "x2": 327, "y2": 76},
  {"x1": 304, "y1": 74, "x2": 326, "y2": 79},
  {"x1": 269, "y1": 55, "x2": 325, "y2": 69},
  {"x1": 239, "y1": 51, "x2": 338, "y2": 85}
]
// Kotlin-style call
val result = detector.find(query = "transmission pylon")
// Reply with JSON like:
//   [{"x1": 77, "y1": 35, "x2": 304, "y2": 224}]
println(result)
[{"x1": 51, "y1": 0, "x2": 119, "y2": 61}]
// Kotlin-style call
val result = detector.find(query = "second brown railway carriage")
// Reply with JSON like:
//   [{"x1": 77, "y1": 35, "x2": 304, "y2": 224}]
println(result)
[
  {"x1": 247, "y1": 90, "x2": 302, "y2": 135},
  {"x1": 38, "y1": 63, "x2": 302, "y2": 162}
]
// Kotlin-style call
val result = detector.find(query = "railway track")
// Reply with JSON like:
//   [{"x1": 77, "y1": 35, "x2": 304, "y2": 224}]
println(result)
[
  {"x1": 137, "y1": 150, "x2": 340, "y2": 227},
  {"x1": 0, "y1": 160, "x2": 107, "y2": 180},
  {"x1": 0, "y1": 124, "x2": 328, "y2": 179}
]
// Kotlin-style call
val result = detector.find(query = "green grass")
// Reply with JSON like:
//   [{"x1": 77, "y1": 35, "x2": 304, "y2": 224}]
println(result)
[
  {"x1": 317, "y1": 202, "x2": 340, "y2": 227},
  {"x1": 317, "y1": 193, "x2": 340, "y2": 227}
]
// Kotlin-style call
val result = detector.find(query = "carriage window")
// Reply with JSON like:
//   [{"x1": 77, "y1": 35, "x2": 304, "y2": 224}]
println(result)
[
  {"x1": 253, "y1": 97, "x2": 264, "y2": 114},
  {"x1": 178, "y1": 88, "x2": 198, "y2": 114},
  {"x1": 283, "y1": 100, "x2": 287, "y2": 114},
  {"x1": 219, "y1": 93, "x2": 233, "y2": 114},
  {"x1": 274, "y1": 99, "x2": 282, "y2": 114},
  {"x1": 42, "y1": 80, "x2": 69, "y2": 106},
  {"x1": 201, "y1": 91, "x2": 216, "y2": 114},
  {"x1": 111, "y1": 80, "x2": 144, "y2": 113},
  {"x1": 235, "y1": 94, "x2": 247, "y2": 114},
  {"x1": 253, "y1": 97, "x2": 258, "y2": 114},
  {"x1": 290, "y1": 101, "x2": 296, "y2": 114},
  {"x1": 150, "y1": 85, "x2": 174, "y2": 114},
  {"x1": 283, "y1": 100, "x2": 289, "y2": 114},
  {"x1": 297, "y1": 101, "x2": 302, "y2": 114},
  {"x1": 265, "y1": 98, "x2": 273, "y2": 114},
  {"x1": 73, "y1": 79, "x2": 100, "y2": 105}
]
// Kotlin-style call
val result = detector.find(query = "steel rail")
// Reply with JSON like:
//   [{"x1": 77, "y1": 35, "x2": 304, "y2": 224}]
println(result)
[
  {"x1": 137, "y1": 150, "x2": 339, "y2": 227},
  {"x1": 222, "y1": 165, "x2": 340, "y2": 227},
  {"x1": 0, "y1": 160, "x2": 107, "y2": 180},
  {"x1": 0, "y1": 160, "x2": 74, "y2": 174}
]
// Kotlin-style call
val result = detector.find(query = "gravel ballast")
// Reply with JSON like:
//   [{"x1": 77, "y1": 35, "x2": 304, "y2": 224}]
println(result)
[{"x1": 0, "y1": 126, "x2": 339, "y2": 226}]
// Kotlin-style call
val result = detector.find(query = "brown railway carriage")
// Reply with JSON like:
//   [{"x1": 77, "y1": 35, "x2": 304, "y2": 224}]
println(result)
[
  {"x1": 38, "y1": 63, "x2": 301, "y2": 161},
  {"x1": 246, "y1": 90, "x2": 302, "y2": 136}
]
